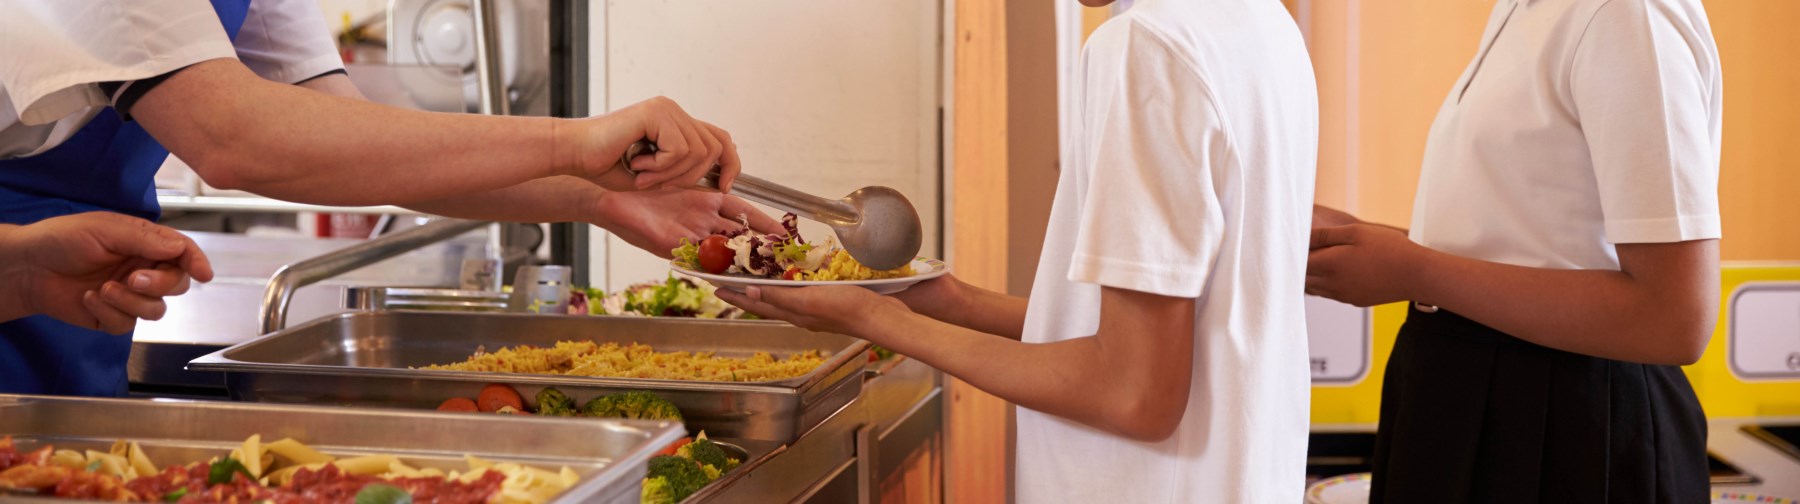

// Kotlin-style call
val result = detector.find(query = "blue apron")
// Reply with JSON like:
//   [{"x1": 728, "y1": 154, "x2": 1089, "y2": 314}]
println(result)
[{"x1": 0, "y1": 0, "x2": 250, "y2": 396}]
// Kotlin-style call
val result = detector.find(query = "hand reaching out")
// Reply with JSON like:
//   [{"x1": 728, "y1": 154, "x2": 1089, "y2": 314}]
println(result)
[{"x1": 591, "y1": 188, "x2": 785, "y2": 258}]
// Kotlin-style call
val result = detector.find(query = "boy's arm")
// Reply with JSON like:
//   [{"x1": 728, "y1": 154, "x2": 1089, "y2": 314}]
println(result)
[
  {"x1": 888, "y1": 275, "x2": 1030, "y2": 340},
  {"x1": 718, "y1": 284, "x2": 1195, "y2": 442}
]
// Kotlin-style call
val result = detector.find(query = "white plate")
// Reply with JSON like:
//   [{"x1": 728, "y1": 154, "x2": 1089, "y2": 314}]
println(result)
[
  {"x1": 1714, "y1": 492, "x2": 1798, "y2": 504},
  {"x1": 1305, "y1": 473, "x2": 1371, "y2": 504},
  {"x1": 673, "y1": 257, "x2": 948, "y2": 295}
]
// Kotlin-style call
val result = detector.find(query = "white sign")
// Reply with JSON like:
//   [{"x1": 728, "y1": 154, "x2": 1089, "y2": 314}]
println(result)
[
  {"x1": 1729, "y1": 283, "x2": 1800, "y2": 380},
  {"x1": 1306, "y1": 296, "x2": 1371, "y2": 385}
]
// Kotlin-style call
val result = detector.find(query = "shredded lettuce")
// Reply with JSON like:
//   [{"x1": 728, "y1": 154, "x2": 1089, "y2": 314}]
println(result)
[
  {"x1": 584, "y1": 287, "x2": 607, "y2": 315},
  {"x1": 670, "y1": 238, "x2": 700, "y2": 270},
  {"x1": 772, "y1": 239, "x2": 812, "y2": 266}
]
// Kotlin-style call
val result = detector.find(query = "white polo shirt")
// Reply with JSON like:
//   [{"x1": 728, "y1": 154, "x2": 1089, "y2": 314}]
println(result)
[
  {"x1": 1016, "y1": 0, "x2": 1316, "y2": 501},
  {"x1": 1411, "y1": 0, "x2": 1722, "y2": 270},
  {"x1": 0, "y1": 0, "x2": 343, "y2": 159}
]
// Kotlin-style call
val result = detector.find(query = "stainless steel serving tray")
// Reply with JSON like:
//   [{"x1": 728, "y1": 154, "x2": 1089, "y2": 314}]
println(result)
[
  {"x1": 189, "y1": 311, "x2": 871, "y2": 442},
  {"x1": 0, "y1": 394, "x2": 681, "y2": 504}
]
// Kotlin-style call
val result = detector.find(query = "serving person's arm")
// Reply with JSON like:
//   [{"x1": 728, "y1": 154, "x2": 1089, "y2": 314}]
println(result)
[
  {"x1": 292, "y1": 73, "x2": 784, "y2": 255},
  {"x1": 1305, "y1": 224, "x2": 1717, "y2": 365},
  {"x1": 131, "y1": 59, "x2": 739, "y2": 207},
  {"x1": 717, "y1": 284, "x2": 1195, "y2": 442},
  {"x1": 0, "y1": 213, "x2": 213, "y2": 334}
]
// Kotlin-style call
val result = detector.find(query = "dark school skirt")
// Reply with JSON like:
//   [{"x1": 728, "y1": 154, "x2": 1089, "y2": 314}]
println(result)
[{"x1": 1368, "y1": 304, "x2": 1710, "y2": 504}]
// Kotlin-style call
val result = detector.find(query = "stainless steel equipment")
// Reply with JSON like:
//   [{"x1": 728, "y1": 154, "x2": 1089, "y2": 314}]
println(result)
[
  {"x1": 129, "y1": 231, "x2": 491, "y2": 391},
  {"x1": 344, "y1": 286, "x2": 510, "y2": 312},
  {"x1": 190, "y1": 312, "x2": 870, "y2": 442},
  {"x1": 614, "y1": 141, "x2": 924, "y2": 271},
  {"x1": 258, "y1": 218, "x2": 491, "y2": 334},
  {"x1": 510, "y1": 264, "x2": 573, "y2": 313},
  {"x1": 0, "y1": 394, "x2": 683, "y2": 504}
]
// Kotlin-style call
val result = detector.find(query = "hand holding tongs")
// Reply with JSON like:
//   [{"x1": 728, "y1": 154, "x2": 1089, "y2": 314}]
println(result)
[{"x1": 616, "y1": 140, "x2": 923, "y2": 270}]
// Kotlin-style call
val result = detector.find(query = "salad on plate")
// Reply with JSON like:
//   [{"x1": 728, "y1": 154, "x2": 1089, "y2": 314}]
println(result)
[{"x1": 671, "y1": 214, "x2": 917, "y2": 281}]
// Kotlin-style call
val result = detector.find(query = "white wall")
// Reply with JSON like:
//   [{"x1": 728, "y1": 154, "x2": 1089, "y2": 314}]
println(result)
[{"x1": 589, "y1": 0, "x2": 943, "y2": 291}]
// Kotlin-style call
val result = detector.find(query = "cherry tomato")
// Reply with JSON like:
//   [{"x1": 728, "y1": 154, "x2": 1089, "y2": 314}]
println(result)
[
  {"x1": 437, "y1": 397, "x2": 479, "y2": 412},
  {"x1": 477, "y1": 384, "x2": 525, "y2": 413},
  {"x1": 698, "y1": 235, "x2": 733, "y2": 274},
  {"x1": 782, "y1": 267, "x2": 801, "y2": 280}
]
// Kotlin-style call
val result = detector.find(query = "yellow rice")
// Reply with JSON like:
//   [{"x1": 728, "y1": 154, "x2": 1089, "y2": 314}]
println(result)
[
  {"x1": 796, "y1": 250, "x2": 915, "y2": 281},
  {"x1": 418, "y1": 340, "x2": 824, "y2": 382}
]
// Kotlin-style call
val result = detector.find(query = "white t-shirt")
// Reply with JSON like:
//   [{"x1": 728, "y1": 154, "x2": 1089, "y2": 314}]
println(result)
[
  {"x1": 1015, "y1": 0, "x2": 1316, "y2": 501},
  {"x1": 1411, "y1": 0, "x2": 1722, "y2": 270},
  {"x1": 0, "y1": 0, "x2": 343, "y2": 159}
]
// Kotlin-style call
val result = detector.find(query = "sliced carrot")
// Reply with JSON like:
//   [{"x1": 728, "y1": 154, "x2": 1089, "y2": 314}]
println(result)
[
  {"x1": 437, "y1": 397, "x2": 479, "y2": 412},
  {"x1": 476, "y1": 384, "x2": 525, "y2": 413}
]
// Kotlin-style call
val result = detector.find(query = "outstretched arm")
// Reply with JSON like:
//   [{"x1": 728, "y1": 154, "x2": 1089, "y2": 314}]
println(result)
[
  {"x1": 717, "y1": 284, "x2": 1196, "y2": 442},
  {"x1": 131, "y1": 59, "x2": 740, "y2": 207},
  {"x1": 886, "y1": 275, "x2": 1030, "y2": 340}
]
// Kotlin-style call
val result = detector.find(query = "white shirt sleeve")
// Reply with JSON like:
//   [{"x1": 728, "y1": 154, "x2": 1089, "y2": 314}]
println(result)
[
  {"x1": 0, "y1": 0, "x2": 237, "y2": 126},
  {"x1": 1067, "y1": 23, "x2": 1226, "y2": 299},
  {"x1": 1571, "y1": 0, "x2": 1723, "y2": 244},
  {"x1": 235, "y1": 0, "x2": 346, "y2": 84}
]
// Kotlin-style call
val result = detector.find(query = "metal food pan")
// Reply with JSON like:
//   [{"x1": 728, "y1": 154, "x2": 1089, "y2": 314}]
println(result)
[
  {"x1": 189, "y1": 311, "x2": 870, "y2": 442},
  {"x1": 0, "y1": 394, "x2": 682, "y2": 504}
]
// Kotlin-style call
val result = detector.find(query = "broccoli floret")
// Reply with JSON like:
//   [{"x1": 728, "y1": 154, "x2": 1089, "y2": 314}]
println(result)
[
  {"x1": 685, "y1": 439, "x2": 731, "y2": 471},
  {"x1": 646, "y1": 456, "x2": 708, "y2": 501},
  {"x1": 582, "y1": 391, "x2": 683, "y2": 421},
  {"x1": 535, "y1": 387, "x2": 577, "y2": 416},
  {"x1": 640, "y1": 476, "x2": 677, "y2": 504}
]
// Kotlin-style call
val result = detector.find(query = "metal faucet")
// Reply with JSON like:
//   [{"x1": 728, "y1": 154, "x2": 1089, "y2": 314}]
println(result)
[{"x1": 258, "y1": 219, "x2": 491, "y2": 334}]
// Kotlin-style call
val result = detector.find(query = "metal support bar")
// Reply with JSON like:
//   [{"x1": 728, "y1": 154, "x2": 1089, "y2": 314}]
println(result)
[
  {"x1": 856, "y1": 423, "x2": 878, "y2": 504},
  {"x1": 258, "y1": 219, "x2": 490, "y2": 334},
  {"x1": 469, "y1": 0, "x2": 517, "y2": 277},
  {"x1": 547, "y1": 0, "x2": 592, "y2": 285},
  {"x1": 470, "y1": 0, "x2": 509, "y2": 116}
]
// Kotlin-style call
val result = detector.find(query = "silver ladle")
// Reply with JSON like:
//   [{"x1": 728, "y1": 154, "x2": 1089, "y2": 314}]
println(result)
[{"x1": 616, "y1": 141, "x2": 924, "y2": 270}]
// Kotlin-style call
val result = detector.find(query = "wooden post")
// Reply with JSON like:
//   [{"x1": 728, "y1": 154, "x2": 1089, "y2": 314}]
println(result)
[{"x1": 947, "y1": 0, "x2": 1057, "y2": 501}]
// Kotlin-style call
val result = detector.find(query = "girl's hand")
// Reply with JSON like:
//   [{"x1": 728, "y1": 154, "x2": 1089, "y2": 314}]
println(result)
[
  {"x1": 714, "y1": 285, "x2": 907, "y2": 337},
  {"x1": 1305, "y1": 223, "x2": 1425, "y2": 307},
  {"x1": 1312, "y1": 204, "x2": 1362, "y2": 229}
]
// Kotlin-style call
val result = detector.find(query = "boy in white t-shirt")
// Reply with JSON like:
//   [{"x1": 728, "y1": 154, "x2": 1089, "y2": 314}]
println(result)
[{"x1": 717, "y1": 0, "x2": 1317, "y2": 500}]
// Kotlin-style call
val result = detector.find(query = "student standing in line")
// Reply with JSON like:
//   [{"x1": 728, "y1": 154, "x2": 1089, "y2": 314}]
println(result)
[
  {"x1": 1306, "y1": 0, "x2": 1721, "y2": 501},
  {"x1": 715, "y1": 0, "x2": 1319, "y2": 500}
]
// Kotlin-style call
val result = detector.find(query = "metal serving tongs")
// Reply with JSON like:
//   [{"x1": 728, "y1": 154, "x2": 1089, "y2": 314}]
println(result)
[{"x1": 616, "y1": 141, "x2": 923, "y2": 270}]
